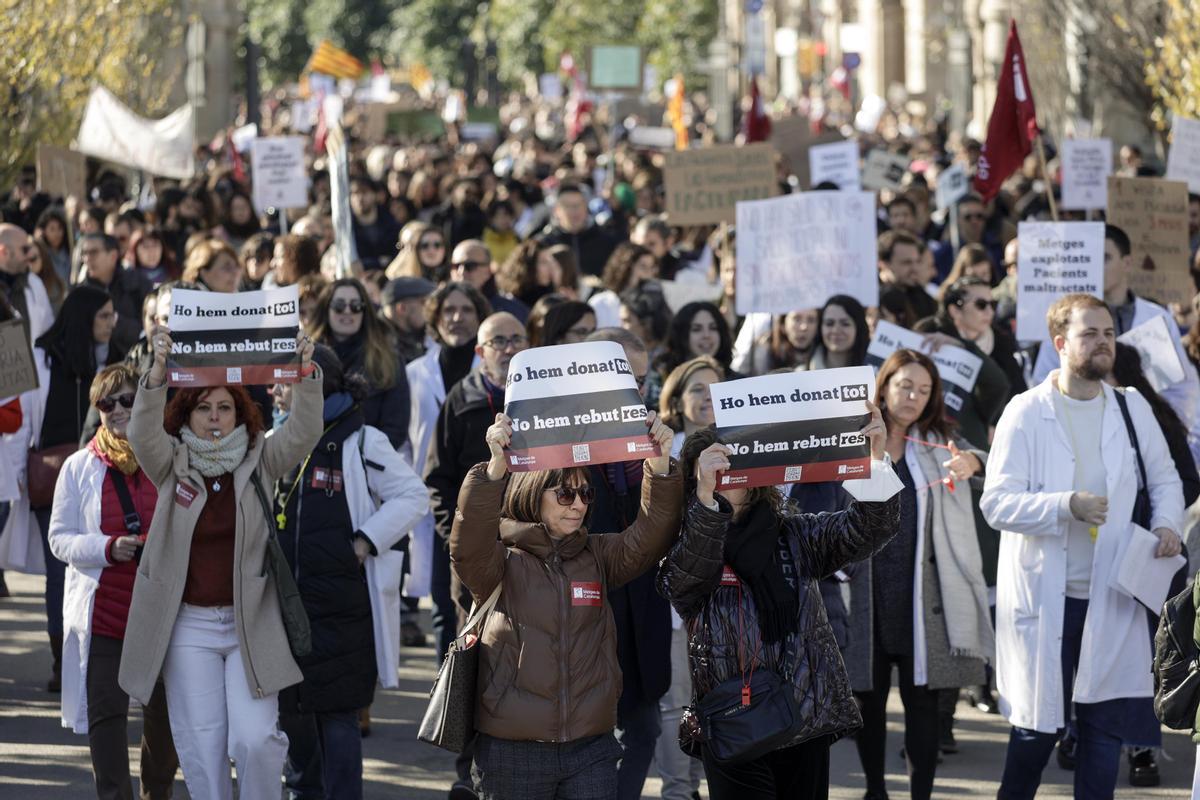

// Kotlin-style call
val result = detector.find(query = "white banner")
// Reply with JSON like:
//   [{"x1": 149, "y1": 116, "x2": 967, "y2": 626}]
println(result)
[
  {"x1": 75, "y1": 86, "x2": 195, "y2": 179},
  {"x1": 936, "y1": 163, "x2": 968, "y2": 209},
  {"x1": 1117, "y1": 315, "x2": 1186, "y2": 393},
  {"x1": 1015, "y1": 221, "x2": 1105, "y2": 341},
  {"x1": 808, "y1": 140, "x2": 861, "y2": 190},
  {"x1": 1166, "y1": 116, "x2": 1200, "y2": 194},
  {"x1": 861, "y1": 150, "x2": 911, "y2": 192},
  {"x1": 735, "y1": 191, "x2": 879, "y2": 315},
  {"x1": 326, "y1": 123, "x2": 358, "y2": 278},
  {"x1": 1060, "y1": 139, "x2": 1112, "y2": 210},
  {"x1": 250, "y1": 137, "x2": 308, "y2": 213},
  {"x1": 865, "y1": 320, "x2": 982, "y2": 416}
]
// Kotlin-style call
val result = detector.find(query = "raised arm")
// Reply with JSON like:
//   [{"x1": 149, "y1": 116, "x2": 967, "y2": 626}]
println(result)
[{"x1": 448, "y1": 462, "x2": 508, "y2": 603}]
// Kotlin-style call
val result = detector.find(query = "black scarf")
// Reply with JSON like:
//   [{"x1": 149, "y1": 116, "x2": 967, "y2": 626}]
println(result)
[
  {"x1": 724, "y1": 501, "x2": 798, "y2": 644},
  {"x1": 438, "y1": 338, "x2": 477, "y2": 393}
]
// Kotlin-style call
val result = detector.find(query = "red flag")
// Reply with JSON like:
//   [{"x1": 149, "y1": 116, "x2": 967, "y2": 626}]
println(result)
[
  {"x1": 743, "y1": 75, "x2": 771, "y2": 143},
  {"x1": 974, "y1": 20, "x2": 1039, "y2": 201}
]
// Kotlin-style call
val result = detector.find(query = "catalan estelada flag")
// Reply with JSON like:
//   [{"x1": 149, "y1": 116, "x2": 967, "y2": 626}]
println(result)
[{"x1": 306, "y1": 40, "x2": 364, "y2": 80}]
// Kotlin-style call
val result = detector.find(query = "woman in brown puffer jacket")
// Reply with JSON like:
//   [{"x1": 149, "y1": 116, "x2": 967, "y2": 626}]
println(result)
[
  {"x1": 449, "y1": 410, "x2": 681, "y2": 800},
  {"x1": 657, "y1": 405, "x2": 900, "y2": 800}
]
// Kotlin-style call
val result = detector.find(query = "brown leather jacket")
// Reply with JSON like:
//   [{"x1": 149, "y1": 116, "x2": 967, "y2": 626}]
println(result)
[{"x1": 450, "y1": 461, "x2": 683, "y2": 743}]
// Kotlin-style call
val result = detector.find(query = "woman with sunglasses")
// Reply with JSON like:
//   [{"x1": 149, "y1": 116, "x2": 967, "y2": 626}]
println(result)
[
  {"x1": 310, "y1": 278, "x2": 411, "y2": 450},
  {"x1": 385, "y1": 221, "x2": 447, "y2": 282},
  {"x1": 449, "y1": 411, "x2": 681, "y2": 799},
  {"x1": 48, "y1": 364, "x2": 179, "y2": 799}
]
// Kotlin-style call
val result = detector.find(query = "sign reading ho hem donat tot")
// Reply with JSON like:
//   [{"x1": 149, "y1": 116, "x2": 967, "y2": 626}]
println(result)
[
  {"x1": 710, "y1": 366, "x2": 875, "y2": 489},
  {"x1": 503, "y1": 341, "x2": 660, "y2": 471},
  {"x1": 167, "y1": 286, "x2": 301, "y2": 387}
]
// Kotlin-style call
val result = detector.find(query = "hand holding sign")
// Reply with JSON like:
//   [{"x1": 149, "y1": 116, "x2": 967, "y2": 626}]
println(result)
[
  {"x1": 861, "y1": 401, "x2": 886, "y2": 462},
  {"x1": 695, "y1": 443, "x2": 733, "y2": 509},
  {"x1": 644, "y1": 412, "x2": 674, "y2": 476},
  {"x1": 148, "y1": 327, "x2": 174, "y2": 389},
  {"x1": 485, "y1": 413, "x2": 514, "y2": 481}
]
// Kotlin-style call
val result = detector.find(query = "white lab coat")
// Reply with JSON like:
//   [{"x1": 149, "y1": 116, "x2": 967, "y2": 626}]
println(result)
[{"x1": 980, "y1": 376, "x2": 1184, "y2": 733}]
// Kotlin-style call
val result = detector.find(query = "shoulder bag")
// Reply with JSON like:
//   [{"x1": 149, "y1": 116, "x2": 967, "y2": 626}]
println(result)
[
  {"x1": 27, "y1": 376, "x2": 82, "y2": 508},
  {"x1": 250, "y1": 469, "x2": 312, "y2": 659}
]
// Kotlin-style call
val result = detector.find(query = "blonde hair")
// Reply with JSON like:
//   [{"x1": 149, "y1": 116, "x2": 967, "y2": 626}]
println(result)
[
  {"x1": 181, "y1": 239, "x2": 239, "y2": 284},
  {"x1": 385, "y1": 220, "x2": 442, "y2": 280}
]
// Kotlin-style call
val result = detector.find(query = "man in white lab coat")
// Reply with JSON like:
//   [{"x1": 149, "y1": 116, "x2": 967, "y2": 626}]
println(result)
[{"x1": 981, "y1": 293, "x2": 1185, "y2": 799}]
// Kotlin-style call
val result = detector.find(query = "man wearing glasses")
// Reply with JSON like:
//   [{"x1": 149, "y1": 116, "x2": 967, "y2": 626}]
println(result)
[
  {"x1": 931, "y1": 192, "x2": 1011, "y2": 283},
  {"x1": 0, "y1": 222, "x2": 54, "y2": 342},
  {"x1": 78, "y1": 232, "x2": 152, "y2": 353},
  {"x1": 449, "y1": 239, "x2": 529, "y2": 322}
]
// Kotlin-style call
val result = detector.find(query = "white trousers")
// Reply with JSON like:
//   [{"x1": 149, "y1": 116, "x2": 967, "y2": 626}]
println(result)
[
  {"x1": 654, "y1": 626, "x2": 705, "y2": 800},
  {"x1": 162, "y1": 604, "x2": 288, "y2": 800}
]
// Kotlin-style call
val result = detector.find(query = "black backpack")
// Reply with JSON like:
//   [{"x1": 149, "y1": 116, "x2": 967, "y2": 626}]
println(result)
[{"x1": 1153, "y1": 577, "x2": 1200, "y2": 730}]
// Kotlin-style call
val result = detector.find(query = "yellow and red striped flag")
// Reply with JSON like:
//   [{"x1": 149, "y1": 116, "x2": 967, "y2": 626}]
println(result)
[{"x1": 305, "y1": 40, "x2": 364, "y2": 80}]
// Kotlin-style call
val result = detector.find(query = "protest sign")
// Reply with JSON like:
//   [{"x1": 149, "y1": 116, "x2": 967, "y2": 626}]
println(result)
[
  {"x1": 250, "y1": 137, "x2": 307, "y2": 213},
  {"x1": 36, "y1": 145, "x2": 87, "y2": 201},
  {"x1": 1165, "y1": 116, "x2": 1200, "y2": 194},
  {"x1": 659, "y1": 279, "x2": 722, "y2": 313},
  {"x1": 1015, "y1": 221, "x2": 1105, "y2": 341},
  {"x1": 735, "y1": 191, "x2": 879, "y2": 315},
  {"x1": 628, "y1": 126, "x2": 676, "y2": 149},
  {"x1": 538, "y1": 73, "x2": 564, "y2": 101},
  {"x1": 588, "y1": 45, "x2": 642, "y2": 90},
  {"x1": 865, "y1": 321, "x2": 982, "y2": 416},
  {"x1": 769, "y1": 118, "x2": 842, "y2": 191},
  {"x1": 1060, "y1": 139, "x2": 1112, "y2": 210},
  {"x1": 663, "y1": 144, "x2": 777, "y2": 226},
  {"x1": 76, "y1": 86, "x2": 195, "y2": 179},
  {"x1": 861, "y1": 150, "x2": 911, "y2": 192},
  {"x1": 166, "y1": 286, "x2": 300, "y2": 387},
  {"x1": 808, "y1": 140, "x2": 860, "y2": 190},
  {"x1": 710, "y1": 367, "x2": 875, "y2": 488},
  {"x1": 0, "y1": 320, "x2": 39, "y2": 397},
  {"x1": 1118, "y1": 316, "x2": 1186, "y2": 394},
  {"x1": 326, "y1": 123, "x2": 358, "y2": 278},
  {"x1": 1106, "y1": 176, "x2": 1191, "y2": 306},
  {"x1": 936, "y1": 163, "x2": 969, "y2": 209},
  {"x1": 502, "y1": 342, "x2": 659, "y2": 471}
]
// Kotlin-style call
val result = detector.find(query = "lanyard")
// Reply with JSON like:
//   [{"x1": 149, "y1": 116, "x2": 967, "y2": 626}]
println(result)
[{"x1": 274, "y1": 419, "x2": 339, "y2": 530}]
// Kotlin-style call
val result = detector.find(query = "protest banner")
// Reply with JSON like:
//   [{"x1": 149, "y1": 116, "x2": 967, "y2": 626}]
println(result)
[
  {"x1": 659, "y1": 279, "x2": 723, "y2": 313},
  {"x1": 1118, "y1": 316, "x2": 1186, "y2": 394},
  {"x1": 76, "y1": 86, "x2": 195, "y2": 179},
  {"x1": 1165, "y1": 116, "x2": 1200, "y2": 194},
  {"x1": 808, "y1": 140, "x2": 861, "y2": 190},
  {"x1": 710, "y1": 366, "x2": 875, "y2": 488},
  {"x1": 250, "y1": 137, "x2": 307, "y2": 213},
  {"x1": 662, "y1": 143, "x2": 777, "y2": 226},
  {"x1": 769, "y1": 118, "x2": 842, "y2": 191},
  {"x1": 628, "y1": 126, "x2": 677, "y2": 149},
  {"x1": 502, "y1": 342, "x2": 659, "y2": 471},
  {"x1": 166, "y1": 286, "x2": 300, "y2": 387},
  {"x1": 1015, "y1": 221, "x2": 1105, "y2": 341},
  {"x1": 861, "y1": 150, "x2": 911, "y2": 192},
  {"x1": 936, "y1": 163, "x2": 969, "y2": 209},
  {"x1": 588, "y1": 45, "x2": 642, "y2": 90},
  {"x1": 1060, "y1": 139, "x2": 1112, "y2": 211},
  {"x1": 865, "y1": 320, "x2": 982, "y2": 416},
  {"x1": 0, "y1": 320, "x2": 39, "y2": 397},
  {"x1": 735, "y1": 191, "x2": 879, "y2": 315},
  {"x1": 326, "y1": 123, "x2": 358, "y2": 278},
  {"x1": 1106, "y1": 176, "x2": 1191, "y2": 306},
  {"x1": 35, "y1": 145, "x2": 87, "y2": 201}
]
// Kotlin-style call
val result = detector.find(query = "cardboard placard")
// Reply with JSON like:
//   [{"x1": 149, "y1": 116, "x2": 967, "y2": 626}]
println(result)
[
  {"x1": 662, "y1": 143, "x2": 777, "y2": 226},
  {"x1": 710, "y1": 366, "x2": 875, "y2": 488},
  {"x1": 1015, "y1": 221, "x2": 1105, "y2": 341},
  {"x1": 861, "y1": 150, "x2": 911, "y2": 192},
  {"x1": 808, "y1": 140, "x2": 861, "y2": 190},
  {"x1": 865, "y1": 320, "x2": 982, "y2": 417},
  {"x1": 35, "y1": 145, "x2": 87, "y2": 201},
  {"x1": 1106, "y1": 176, "x2": 1192, "y2": 307},
  {"x1": 166, "y1": 287, "x2": 300, "y2": 387},
  {"x1": 0, "y1": 320, "x2": 39, "y2": 397},
  {"x1": 1060, "y1": 139, "x2": 1112, "y2": 211},
  {"x1": 1165, "y1": 116, "x2": 1200, "y2": 194},
  {"x1": 250, "y1": 137, "x2": 308, "y2": 213},
  {"x1": 503, "y1": 342, "x2": 660, "y2": 471},
  {"x1": 1117, "y1": 316, "x2": 1187, "y2": 394},
  {"x1": 735, "y1": 191, "x2": 879, "y2": 315}
]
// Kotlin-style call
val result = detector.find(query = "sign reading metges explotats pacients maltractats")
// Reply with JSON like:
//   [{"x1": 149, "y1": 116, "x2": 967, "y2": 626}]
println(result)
[
  {"x1": 503, "y1": 341, "x2": 660, "y2": 471},
  {"x1": 1015, "y1": 221, "x2": 1105, "y2": 341},
  {"x1": 710, "y1": 366, "x2": 876, "y2": 489},
  {"x1": 167, "y1": 286, "x2": 301, "y2": 387}
]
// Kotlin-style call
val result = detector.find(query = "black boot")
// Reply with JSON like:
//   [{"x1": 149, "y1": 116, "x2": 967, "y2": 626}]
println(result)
[
  {"x1": 47, "y1": 634, "x2": 62, "y2": 693},
  {"x1": 1129, "y1": 748, "x2": 1160, "y2": 787}
]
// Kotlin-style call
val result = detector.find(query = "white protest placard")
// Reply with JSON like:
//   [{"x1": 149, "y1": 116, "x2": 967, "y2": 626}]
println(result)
[
  {"x1": 1060, "y1": 139, "x2": 1112, "y2": 210},
  {"x1": 167, "y1": 286, "x2": 300, "y2": 387},
  {"x1": 1015, "y1": 221, "x2": 1105, "y2": 341},
  {"x1": 250, "y1": 137, "x2": 307, "y2": 213},
  {"x1": 503, "y1": 342, "x2": 659, "y2": 471},
  {"x1": 735, "y1": 191, "x2": 879, "y2": 315},
  {"x1": 936, "y1": 163, "x2": 969, "y2": 209},
  {"x1": 231, "y1": 124, "x2": 258, "y2": 154},
  {"x1": 539, "y1": 73, "x2": 564, "y2": 101},
  {"x1": 326, "y1": 123, "x2": 358, "y2": 278},
  {"x1": 808, "y1": 140, "x2": 860, "y2": 190},
  {"x1": 628, "y1": 126, "x2": 677, "y2": 149},
  {"x1": 1166, "y1": 116, "x2": 1200, "y2": 194},
  {"x1": 460, "y1": 122, "x2": 499, "y2": 142},
  {"x1": 865, "y1": 320, "x2": 982, "y2": 416},
  {"x1": 658, "y1": 279, "x2": 722, "y2": 313},
  {"x1": 710, "y1": 366, "x2": 875, "y2": 488},
  {"x1": 1112, "y1": 524, "x2": 1186, "y2": 611},
  {"x1": 1118, "y1": 315, "x2": 1187, "y2": 393},
  {"x1": 861, "y1": 150, "x2": 911, "y2": 192}
]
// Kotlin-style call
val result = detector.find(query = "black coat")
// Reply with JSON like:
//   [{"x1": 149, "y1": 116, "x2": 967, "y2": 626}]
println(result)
[
  {"x1": 424, "y1": 369, "x2": 499, "y2": 545},
  {"x1": 331, "y1": 336, "x2": 411, "y2": 451},
  {"x1": 789, "y1": 481, "x2": 855, "y2": 651},
  {"x1": 38, "y1": 343, "x2": 126, "y2": 454},
  {"x1": 538, "y1": 223, "x2": 620, "y2": 278},
  {"x1": 276, "y1": 409, "x2": 376, "y2": 714},
  {"x1": 82, "y1": 268, "x2": 153, "y2": 355}
]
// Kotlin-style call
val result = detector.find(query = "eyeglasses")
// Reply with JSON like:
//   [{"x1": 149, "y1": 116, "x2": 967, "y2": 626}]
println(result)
[
  {"x1": 957, "y1": 298, "x2": 996, "y2": 311},
  {"x1": 961, "y1": 213, "x2": 985, "y2": 222},
  {"x1": 418, "y1": 240, "x2": 445, "y2": 251},
  {"x1": 96, "y1": 392, "x2": 136, "y2": 413},
  {"x1": 482, "y1": 334, "x2": 529, "y2": 351},
  {"x1": 552, "y1": 485, "x2": 595, "y2": 506},
  {"x1": 331, "y1": 300, "x2": 365, "y2": 314},
  {"x1": 452, "y1": 260, "x2": 491, "y2": 272}
]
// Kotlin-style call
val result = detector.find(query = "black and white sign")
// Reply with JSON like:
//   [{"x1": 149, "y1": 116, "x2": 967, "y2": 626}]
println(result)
[
  {"x1": 936, "y1": 164, "x2": 968, "y2": 209},
  {"x1": 250, "y1": 137, "x2": 307, "y2": 213},
  {"x1": 1016, "y1": 221, "x2": 1105, "y2": 341},
  {"x1": 865, "y1": 321, "x2": 982, "y2": 416},
  {"x1": 808, "y1": 140, "x2": 861, "y2": 190},
  {"x1": 1060, "y1": 139, "x2": 1112, "y2": 211},
  {"x1": 861, "y1": 150, "x2": 911, "y2": 192}
]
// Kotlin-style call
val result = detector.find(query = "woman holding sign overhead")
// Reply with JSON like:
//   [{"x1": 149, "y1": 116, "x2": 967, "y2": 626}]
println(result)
[
  {"x1": 846, "y1": 349, "x2": 992, "y2": 800},
  {"x1": 448, "y1": 410, "x2": 681, "y2": 799},
  {"x1": 118, "y1": 326, "x2": 323, "y2": 800}
]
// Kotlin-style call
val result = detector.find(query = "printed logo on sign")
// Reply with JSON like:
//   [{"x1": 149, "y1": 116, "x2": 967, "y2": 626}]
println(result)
[
  {"x1": 784, "y1": 465, "x2": 802, "y2": 482},
  {"x1": 838, "y1": 431, "x2": 866, "y2": 448},
  {"x1": 510, "y1": 455, "x2": 520, "y2": 465},
  {"x1": 226, "y1": 367, "x2": 243, "y2": 384},
  {"x1": 273, "y1": 367, "x2": 299, "y2": 380},
  {"x1": 170, "y1": 371, "x2": 194, "y2": 383},
  {"x1": 944, "y1": 392, "x2": 963, "y2": 411},
  {"x1": 570, "y1": 581, "x2": 602, "y2": 606},
  {"x1": 626, "y1": 441, "x2": 637, "y2": 453},
  {"x1": 840, "y1": 384, "x2": 868, "y2": 401},
  {"x1": 839, "y1": 463, "x2": 867, "y2": 476},
  {"x1": 572, "y1": 443, "x2": 591, "y2": 463},
  {"x1": 271, "y1": 300, "x2": 298, "y2": 315},
  {"x1": 620, "y1": 404, "x2": 648, "y2": 422},
  {"x1": 838, "y1": 464, "x2": 848, "y2": 475},
  {"x1": 955, "y1": 363, "x2": 974, "y2": 380},
  {"x1": 271, "y1": 338, "x2": 294, "y2": 353}
]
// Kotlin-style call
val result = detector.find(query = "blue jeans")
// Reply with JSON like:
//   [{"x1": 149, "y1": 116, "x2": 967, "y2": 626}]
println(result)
[
  {"x1": 280, "y1": 709, "x2": 363, "y2": 800},
  {"x1": 615, "y1": 693, "x2": 662, "y2": 800},
  {"x1": 998, "y1": 597, "x2": 1124, "y2": 800}
]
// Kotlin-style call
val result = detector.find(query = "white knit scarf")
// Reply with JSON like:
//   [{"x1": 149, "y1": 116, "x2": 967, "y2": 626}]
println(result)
[{"x1": 180, "y1": 424, "x2": 249, "y2": 477}]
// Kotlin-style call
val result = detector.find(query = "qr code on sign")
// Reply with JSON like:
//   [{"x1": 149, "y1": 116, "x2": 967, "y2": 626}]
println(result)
[
  {"x1": 784, "y1": 465, "x2": 803, "y2": 482},
  {"x1": 226, "y1": 367, "x2": 243, "y2": 383},
  {"x1": 572, "y1": 444, "x2": 591, "y2": 463}
]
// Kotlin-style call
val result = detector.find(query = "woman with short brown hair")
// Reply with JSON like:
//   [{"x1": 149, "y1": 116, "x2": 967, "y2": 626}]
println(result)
[{"x1": 181, "y1": 239, "x2": 242, "y2": 293}]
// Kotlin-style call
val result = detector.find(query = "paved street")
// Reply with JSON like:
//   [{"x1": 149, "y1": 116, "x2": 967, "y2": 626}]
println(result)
[{"x1": 0, "y1": 570, "x2": 1192, "y2": 799}]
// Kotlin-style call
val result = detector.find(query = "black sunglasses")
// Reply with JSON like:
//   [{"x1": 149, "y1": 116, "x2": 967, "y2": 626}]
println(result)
[
  {"x1": 453, "y1": 260, "x2": 490, "y2": 272},
  {"x1": 958, "y1": 298, "x2": 996, "y2": 311},
  {"x1": 553, "y1": 485, "x2": 595, "y2": 506},
  {"x1": 418, "y1": 240, "x2": 444, "y2": 251},
  {"x1": 331, "y1": 300, "x2": 365, "y2": 314},
  {"x1": 96, "y1": 392, "x2": 136, "y2": 413}
]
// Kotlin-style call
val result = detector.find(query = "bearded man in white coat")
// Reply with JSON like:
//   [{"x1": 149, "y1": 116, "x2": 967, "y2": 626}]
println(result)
[{"x1": 981, "y1": 293, "x2": 1184, "y2": 800}]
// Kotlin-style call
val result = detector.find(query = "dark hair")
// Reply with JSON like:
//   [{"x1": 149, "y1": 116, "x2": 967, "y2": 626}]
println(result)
[
  {"x1": 501, "y1": 466, "x2": 590, "y2": 524},
  {"x1": 877, "y1": 285, "x2": 916, "y2": 330},
  {"x1": 423, "y1": 281, "x2": 492, "y2": 344},
  {"x1": 311, "y1": 343, "x2": 369, "y2": 401},
  {"x1": 941, "y1": 276, "x2": 993, "y2": 314},
  {"x1": 82, "y1": 232, "x2": 120, "y2": 254},
  {"x1": 1105, "y1": 224, "x2": 1132, "y2": 258},
  {"x1": 36, "y1": 285, "x2": 113, "y2": 379},
  {"x1": 164, "y1": 385, "x2": 265, "y2": 439},
  {"x1": 310, "y1": 278, "x2": 398, "y2": 389},
  {"x1": 240, "y1": 231, "x2": 276, "y2": 265},
  {"x1": 817, "y1": 295, "x2": 869, "y2": 366},
  {"x1": 678, "y1": 426, "x2": 781, "y2": 512},
  {"x1": 877, "y1": 229, "x2": 924, "y2": 262},
  {"x1": 539, "y1": 301, "x2": 595, "y2": 346},
  {"x1": 875, "y1": 348, "x2": 951, "y2": 439},
  {"x1": 275, "y1": 234, "x2": 321, "y2": 285},
  {"x1": 34, "y1": 207, "x2": 71, "y2": 251},
  {"x1": 1112, "y1": 342, "x2": 1190, "y2": 447},
  {"x1": 886, "y1": 196, "x2": 916, "y2": 218},
  {"x1": 526, "y1": 292, "x2": 568, "y2": 347},
  {"x1": 601, "y1": 242, "x2": 655, "y2": 293},
  {"x1": 662, "y1": 301, "x2": 733, "y2": 374},
  {"x1": 127, "y1": 225, "x2": 178, "y2": 276},
  {"x1": 619, "y1": 280, "x2": 672, "y2": 344},
  {"x1": 556, "y1": 183, "x2": 586, "y2": 199}
]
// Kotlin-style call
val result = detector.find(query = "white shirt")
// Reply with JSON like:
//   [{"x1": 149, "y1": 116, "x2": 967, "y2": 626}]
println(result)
[{"x1": 1052, "y1": 389, "x2": 1106, "y2": 598}]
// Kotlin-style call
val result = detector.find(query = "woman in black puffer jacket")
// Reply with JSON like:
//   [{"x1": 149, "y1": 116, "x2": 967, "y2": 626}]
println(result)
[{"x1": 657, "y1": 408, "x2": 900, "y2": 800}]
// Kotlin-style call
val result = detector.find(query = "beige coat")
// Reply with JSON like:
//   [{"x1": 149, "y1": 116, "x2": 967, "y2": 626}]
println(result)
[{"x1": 118, "y1": 371, "x2": 323, "y2": 704}]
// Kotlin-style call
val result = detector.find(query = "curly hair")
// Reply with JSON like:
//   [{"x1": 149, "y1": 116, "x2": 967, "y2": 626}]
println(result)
[{"x1": 163, "y1": 385, "x2": 266, "y2": 439}]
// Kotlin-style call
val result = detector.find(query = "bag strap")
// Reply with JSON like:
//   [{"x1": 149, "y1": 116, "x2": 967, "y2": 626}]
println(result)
[
  {"x1": 105, "y1": 466, "x2": 141, "y2": 536},
  {"x1": 250, "y1": 469, "x2": 280, "y2": 534},
  {"x1": 1114, "y1": 389, "x2": 1149, "y2": 492},
  {"x1": 460, "y1": 578, "x2": 503, "y2": 637}
]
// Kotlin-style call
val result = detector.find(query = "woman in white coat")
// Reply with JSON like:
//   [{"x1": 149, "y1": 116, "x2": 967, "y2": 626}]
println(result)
[{"x1": 270, "y1": 345, "x2": 428, "y2": 799}]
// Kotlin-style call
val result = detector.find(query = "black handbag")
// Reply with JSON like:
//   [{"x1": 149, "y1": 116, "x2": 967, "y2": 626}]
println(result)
[
  {"x1": 250, "y1": 470, "x2": 312, "y2": 659},
  {"x1": 418, "y1": 577, "x2": 502, "y2": 753}
]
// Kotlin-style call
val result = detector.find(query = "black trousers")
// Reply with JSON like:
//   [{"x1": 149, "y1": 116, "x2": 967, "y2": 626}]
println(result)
[
  {"x1": 701, "y1": 737, "x2": 830, "y2": 800},
  {"x1": 853, "y1": 648, "x2": 941, "y2": 800}
]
